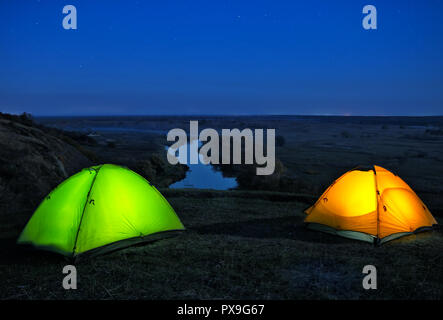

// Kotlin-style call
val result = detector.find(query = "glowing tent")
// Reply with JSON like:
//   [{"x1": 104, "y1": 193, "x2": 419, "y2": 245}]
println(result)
[
  {"x1": 304, "y1": 165, "x2": 437, "y2": 244},
  {"x1": 17, "y1": 164, "x2": 185, "y2": 258}
]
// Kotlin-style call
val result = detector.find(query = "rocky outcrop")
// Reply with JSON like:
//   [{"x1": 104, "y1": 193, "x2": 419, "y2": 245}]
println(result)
[
  {"x1": 132, "y1": 154, "x2": 189, "y2": 188},
  {"x1": 0, "y1": 113, "x2": 92, "y2": 217}
]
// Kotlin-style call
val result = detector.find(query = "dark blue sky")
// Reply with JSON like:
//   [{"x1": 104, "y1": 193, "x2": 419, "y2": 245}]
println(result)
[{"x1": 1, "y1": 0, "x2": 443, "y2": 116}]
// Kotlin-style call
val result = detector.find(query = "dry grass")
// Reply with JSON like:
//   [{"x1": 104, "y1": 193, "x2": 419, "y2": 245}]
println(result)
[{"x1": 0, "y1": 189, "x2": 442, "y2": 300}]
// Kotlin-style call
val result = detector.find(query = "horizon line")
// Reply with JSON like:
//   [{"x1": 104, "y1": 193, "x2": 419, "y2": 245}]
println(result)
[{"x1": 30, "y1": 114, "x2": 443, "y2": 118}]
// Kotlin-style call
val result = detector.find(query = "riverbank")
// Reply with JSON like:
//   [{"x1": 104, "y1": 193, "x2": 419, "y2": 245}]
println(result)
[{"x1": 37, "y1": 115, "x2": 443, "y2": 217}]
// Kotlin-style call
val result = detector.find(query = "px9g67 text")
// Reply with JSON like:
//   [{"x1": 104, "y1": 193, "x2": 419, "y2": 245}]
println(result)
[{"x1": 221, "y1": 304, "x2": 264, "y2": 315}]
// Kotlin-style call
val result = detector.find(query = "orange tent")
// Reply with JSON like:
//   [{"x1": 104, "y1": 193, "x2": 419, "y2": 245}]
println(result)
[{"x1": 304, "y1": 165, "x2": 437, "y2": 244}]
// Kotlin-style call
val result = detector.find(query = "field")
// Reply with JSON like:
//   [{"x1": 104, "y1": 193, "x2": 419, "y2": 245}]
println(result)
[
  {"x1": 1, "y1": 188, "x2": 442, "y2": 299},
  {"x1": 0, "y1": 115, "x2": 443, "y2": 299}
]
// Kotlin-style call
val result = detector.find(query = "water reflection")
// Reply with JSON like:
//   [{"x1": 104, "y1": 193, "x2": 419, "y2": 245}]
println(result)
[{"x1": 167, "y1": 139, "x2": 237, "y2": 190}]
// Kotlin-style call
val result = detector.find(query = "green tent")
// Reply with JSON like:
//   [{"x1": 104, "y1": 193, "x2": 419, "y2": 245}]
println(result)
[{"x1": 17, "y1": 164, "x2": 185, "y2": 258}]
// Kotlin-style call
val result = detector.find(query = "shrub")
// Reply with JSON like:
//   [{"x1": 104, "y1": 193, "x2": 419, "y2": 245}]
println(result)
[{"x1": 276, "y1": 135, "x2": 286, "y2": 147}]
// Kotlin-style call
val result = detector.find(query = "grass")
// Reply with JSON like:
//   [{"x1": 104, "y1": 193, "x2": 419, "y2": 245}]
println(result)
[
  {"x1": 2, "y1": 115, "x2": 443, "y2": 299},
  {"x1": 0, "y1": 189, "x2": 442, "y2": 300}
]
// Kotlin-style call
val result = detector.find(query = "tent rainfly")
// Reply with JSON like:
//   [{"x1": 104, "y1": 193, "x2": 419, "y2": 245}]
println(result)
[
  {"x1": 304, "y1": 165, "x2": 437, "y2": 244},
  {"x1": 17, "y1": 164, "x2": 185, "y2": 257}
]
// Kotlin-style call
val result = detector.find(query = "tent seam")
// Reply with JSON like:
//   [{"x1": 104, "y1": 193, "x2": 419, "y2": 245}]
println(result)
[
  {"x1": 72, "y1": 165, "x2": 102, "y2": 258},
  {"x1": 373, "y1": 165, "x2": 379, "y2": 242}
]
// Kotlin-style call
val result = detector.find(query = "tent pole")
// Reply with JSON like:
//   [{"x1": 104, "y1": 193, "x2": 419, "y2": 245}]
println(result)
[{"x1": 72, "y1": 166, "x2": 102, "y2": 258}]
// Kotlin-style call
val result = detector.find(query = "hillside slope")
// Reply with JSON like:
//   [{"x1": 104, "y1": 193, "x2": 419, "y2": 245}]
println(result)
[{"x1": 0, "y1": 113, "x2": 92, "y2": 222}]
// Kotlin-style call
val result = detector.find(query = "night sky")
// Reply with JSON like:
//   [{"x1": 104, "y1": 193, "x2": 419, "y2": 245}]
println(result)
[{"x1": 1, "y1": 0, "x2": 443, "y2": 116}]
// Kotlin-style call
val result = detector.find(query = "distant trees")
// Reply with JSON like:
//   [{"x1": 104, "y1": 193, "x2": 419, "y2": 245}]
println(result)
[{"x1": 276, "y1": 135, "x2": 286, "y2": 147}]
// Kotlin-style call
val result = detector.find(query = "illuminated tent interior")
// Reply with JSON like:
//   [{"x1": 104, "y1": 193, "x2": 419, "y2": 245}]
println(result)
[
  {"x1": 17, "y1": 164, "x2": 185, "y2": 258},
  {"x1": 304, "y1": 165, "x2": 438, "y2": 244}
]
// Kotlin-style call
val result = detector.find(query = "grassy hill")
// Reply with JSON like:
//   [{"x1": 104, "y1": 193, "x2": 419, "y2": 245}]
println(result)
[{"x1": 1, "y1": 189, "x2": 441, "y2": 299}]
